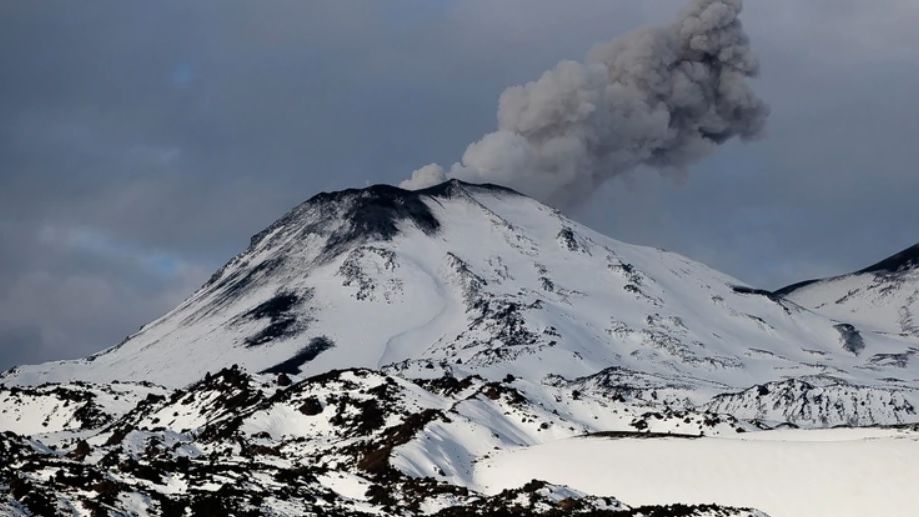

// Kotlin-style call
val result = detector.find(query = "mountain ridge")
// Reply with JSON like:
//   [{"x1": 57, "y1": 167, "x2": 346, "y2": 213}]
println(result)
[
  {"x1": 774, "y1": 242, "x2": 919, "y2": 297},
  {"x1": 774, "y1": 242, "x2": 919, "y2": 340}
]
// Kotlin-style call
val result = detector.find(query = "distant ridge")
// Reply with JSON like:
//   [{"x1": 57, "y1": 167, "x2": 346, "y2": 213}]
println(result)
[{"x1": 774, "y1": 242, "x2": 919, "y2": 296}]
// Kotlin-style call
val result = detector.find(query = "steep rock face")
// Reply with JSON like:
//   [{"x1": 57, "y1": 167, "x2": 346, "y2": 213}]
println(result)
[{"x1": 4, "y1": 182, "x2": 919, "y2": 406}]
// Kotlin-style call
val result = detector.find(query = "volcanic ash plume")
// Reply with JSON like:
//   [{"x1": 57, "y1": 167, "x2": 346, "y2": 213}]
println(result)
[{"x1": 400, "y1": 0, "x2": 768, "y2": 208}]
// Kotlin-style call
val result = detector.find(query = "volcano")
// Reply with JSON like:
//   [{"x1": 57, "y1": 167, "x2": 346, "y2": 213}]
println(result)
[{"x1": 5, "y1": 180, "x2": 919, "y2": 396}]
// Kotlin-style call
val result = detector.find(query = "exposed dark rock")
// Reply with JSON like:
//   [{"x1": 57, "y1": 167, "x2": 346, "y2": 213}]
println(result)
[
  {"x1": 834, "y1": 323, "x2": 865, "y2": 356},
  {"x1": 731, "y1": 285, "x2": 781, "y2": 302},
  {"x1": 298, "y1": 396, "x2": 323, "y2": 416},
  {"x1": 260, "y1": 336, "x2": 335, "y2": 375},
  {"x1": 70, "y1": 440, "x2": 91, "y2": 461},
  {"x1": 870, "y1": 348, "x2": 919, "y2": 368},
  {"x1": 557, "y1": 227, "x2": 588, "y2": 253},
  {"x1": 356, "y1": 409, "x2": 446, "y2": 476},
  {"x1": 242, "y1": 291, "x2": 311, "y2": 347},
  {"x1": 858, "y1": 243, "x2": 919, "y2": 274},
  {"x1": 416, "y1": 374, "x2": 481, "y2": 397}
]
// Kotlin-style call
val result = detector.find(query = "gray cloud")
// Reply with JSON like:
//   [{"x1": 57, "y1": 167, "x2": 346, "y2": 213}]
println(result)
[
  {"x1": 0, "y1": 0, "x2": 918, "y2": 370},
  {"x1": 403, "y1": 0, "x2": 768, "y2": 208}
]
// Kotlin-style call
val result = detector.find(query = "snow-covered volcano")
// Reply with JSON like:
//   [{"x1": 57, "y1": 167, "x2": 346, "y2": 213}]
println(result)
[
  {"x1": 4, "y1": 180, "x2": 919, "y2": 516},
  {"x1": 5, "y1": 180, "x2": 919, "y2": 398}
]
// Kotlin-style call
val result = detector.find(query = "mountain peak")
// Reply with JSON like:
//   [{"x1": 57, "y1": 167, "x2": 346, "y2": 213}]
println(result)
[
  {"x1": 857, "y1": 242, "x2": 919, "y2": 275},
  {"x1": 245, "y1": 180, "x2": 522, "y2": 256},
  {"x1": 775, "y1": 241, "x2": 919, "y2": 297},
  {"x1": 304, "y1": 179, "x2": 520, "y2": 206}
]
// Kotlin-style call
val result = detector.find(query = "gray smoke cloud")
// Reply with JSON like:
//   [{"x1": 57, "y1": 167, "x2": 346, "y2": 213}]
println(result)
[{"x1": 401, "y1": 0, "x2": 768, "y2": 207}]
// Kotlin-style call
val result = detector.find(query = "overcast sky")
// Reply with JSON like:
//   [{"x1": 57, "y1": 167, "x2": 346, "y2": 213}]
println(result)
[{"x1": 1, "y1": 0, "x2": 918, "y2": 370}]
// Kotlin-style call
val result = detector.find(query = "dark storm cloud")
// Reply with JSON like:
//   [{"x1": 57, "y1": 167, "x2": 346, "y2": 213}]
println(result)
[{"x1": 1, "y1": 0, "x2": 918, "y2": 370}]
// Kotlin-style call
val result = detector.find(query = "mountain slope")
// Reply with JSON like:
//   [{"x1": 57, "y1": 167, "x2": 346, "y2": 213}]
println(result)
[
  {"x1": 4, "y1": 181, "x2": 919, "y2": 398},
  {"x1": 776, "y1": 243, "x2": 919, "y2": 341}
]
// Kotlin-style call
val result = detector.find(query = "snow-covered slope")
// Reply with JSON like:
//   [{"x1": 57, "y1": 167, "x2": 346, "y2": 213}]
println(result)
[
  {"x1": 5, "y1": 181, "x2": 919, "y2": 403},
  {"x1": 777, "y1": 243, "x2": 919, "y2": 343},
  {"x1": 0, "y1": 381, "x2": 165, "y2": 436},
  {"x1": 0, "y1": 367, "x2": 765, "y2": 516}
]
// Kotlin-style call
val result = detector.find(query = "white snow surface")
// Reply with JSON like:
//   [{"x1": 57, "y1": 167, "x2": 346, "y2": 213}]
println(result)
[
  {"x1": 472, "y1": 427, "x2": 919, "y2": 517},
  {"x1": 0, "y1": 382, "x2": 165, "y2": 435}
]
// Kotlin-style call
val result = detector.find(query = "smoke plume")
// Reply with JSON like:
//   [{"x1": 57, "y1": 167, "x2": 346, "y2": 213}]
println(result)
[{"x1": 400, "y1": 0, "x2": 768, "y2": 207}]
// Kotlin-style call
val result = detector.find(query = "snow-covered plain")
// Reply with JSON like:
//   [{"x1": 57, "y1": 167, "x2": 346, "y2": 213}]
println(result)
[{"x1": 474, "y1": 427, "x2": 919, "y2": 517}]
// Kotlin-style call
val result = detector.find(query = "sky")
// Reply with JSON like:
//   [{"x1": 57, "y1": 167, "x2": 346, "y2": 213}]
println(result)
[{"x1": 1, "y1": 0, "x2": 918, "y2": 370}]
